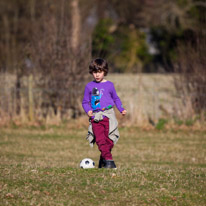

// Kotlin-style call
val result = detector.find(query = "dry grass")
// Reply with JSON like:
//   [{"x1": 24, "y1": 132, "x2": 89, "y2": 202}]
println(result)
[
  {"x1": 1, "y1": 73, "x2": 183, "y2": 127},
  {"x1": 107, "y1": 74, "x2": 180, "y2": 126},
  {"x1": 0, "y1": 126, "x2": 206, "y2": 205}
]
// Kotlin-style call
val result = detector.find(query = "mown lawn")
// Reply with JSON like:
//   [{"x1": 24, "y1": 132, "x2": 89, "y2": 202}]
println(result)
[{"x1": 0, "y1": 126, "x2": 205, "y2": 205}]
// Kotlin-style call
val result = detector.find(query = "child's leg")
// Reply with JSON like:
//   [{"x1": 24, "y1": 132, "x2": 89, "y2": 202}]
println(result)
[
  {"x1": 92, "y1": 118, "x2": 114, "y2": 160},
  {"x1": 104, "y1": 122, "x2": 114, "y2": 155}
]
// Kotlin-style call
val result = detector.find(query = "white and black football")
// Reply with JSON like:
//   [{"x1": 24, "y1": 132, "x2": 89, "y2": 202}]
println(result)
[{"x1": 80, "y1": 158, "x2": 95, "y2": 169}]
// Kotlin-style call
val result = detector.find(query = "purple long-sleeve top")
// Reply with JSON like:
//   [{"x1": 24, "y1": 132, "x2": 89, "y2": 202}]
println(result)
[{"x1": 82, "y1": 80, "x2": 124, "y2": 114}]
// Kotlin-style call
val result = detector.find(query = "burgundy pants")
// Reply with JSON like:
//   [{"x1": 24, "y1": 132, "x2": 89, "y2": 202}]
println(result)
[{"x1": 91, "y1": 117, "x2": 114, "y2": 160}]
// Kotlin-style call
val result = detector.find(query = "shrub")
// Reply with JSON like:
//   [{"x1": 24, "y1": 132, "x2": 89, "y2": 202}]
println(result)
[{"x1": 155, "y1": 118, "x2": 168, "y2": 130}]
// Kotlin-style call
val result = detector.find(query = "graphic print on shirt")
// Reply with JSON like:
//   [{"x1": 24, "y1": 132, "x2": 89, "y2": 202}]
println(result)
[{"x1": 91, "y1": 88, "x2": 104, "y2": 110}]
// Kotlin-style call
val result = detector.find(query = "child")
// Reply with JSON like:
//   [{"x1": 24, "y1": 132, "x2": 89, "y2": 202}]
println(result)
[{"x1": 82, "y1": 58, "x2": 127, "y2": 169}]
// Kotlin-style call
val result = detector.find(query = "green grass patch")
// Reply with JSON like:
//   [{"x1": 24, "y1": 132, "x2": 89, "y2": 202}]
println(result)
[
  {"x1": 0, "y1": 127, "x2": 206, "y2": 205},
  {"x1": 155, "y1": 118, "x2": 168, "y2": 130}
]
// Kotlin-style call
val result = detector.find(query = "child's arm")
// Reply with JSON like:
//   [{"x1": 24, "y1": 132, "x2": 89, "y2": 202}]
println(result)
[
  {"x1": 111, "y1": 83, "x2": 126, "y2": 115},
  {"x1": 82, "y1": 85, "x2": 93, "y2": 115}
]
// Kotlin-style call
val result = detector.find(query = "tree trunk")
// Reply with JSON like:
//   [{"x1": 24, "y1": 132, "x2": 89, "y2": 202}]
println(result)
[
  {"x1": 28, "y1": 74, "x2": 34, "y2": 121},
  {"x1": 71, "y1": 0, "x2": 80, "y2": 55},
  {"x1": 70, "y1": 0, "x2": 81, "y2": 118},
  {"x1": 16, "y1": 75, "x2": 21, "y2": 115}
]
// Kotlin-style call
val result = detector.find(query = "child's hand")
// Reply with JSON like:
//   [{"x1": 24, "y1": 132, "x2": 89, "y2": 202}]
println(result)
[
  {"x1": 87, "y1": 110, "x2": 93, "y2": 117},
  {"x1": 121, "y1": 110, "x2": 127, "y2": 116}
]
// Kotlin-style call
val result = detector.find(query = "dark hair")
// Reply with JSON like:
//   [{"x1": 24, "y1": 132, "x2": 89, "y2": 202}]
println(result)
[{"x1": 89, "y1": 58, "x2": 109, "y2": 76}]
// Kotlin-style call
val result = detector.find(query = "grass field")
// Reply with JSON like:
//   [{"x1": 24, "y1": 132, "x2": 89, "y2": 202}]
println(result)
[{"x1": 0, "y1": 126, "x2": 206, "y2": 205}]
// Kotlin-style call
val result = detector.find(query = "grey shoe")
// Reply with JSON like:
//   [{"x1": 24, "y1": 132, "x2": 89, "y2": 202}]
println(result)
[{"x1": 104, "y1": 160, "x2": 117, "y2": 169}]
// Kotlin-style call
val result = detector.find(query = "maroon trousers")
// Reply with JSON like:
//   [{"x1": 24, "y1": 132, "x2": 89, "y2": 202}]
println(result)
[{"x1": 91, "y1": 118, "x2": 114, "y2": 160}]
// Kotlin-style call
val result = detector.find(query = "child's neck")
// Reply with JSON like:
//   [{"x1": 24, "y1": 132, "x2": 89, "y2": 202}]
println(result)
[{"x1": 95, "y1": 79, "x2": 107, "y2": 83}]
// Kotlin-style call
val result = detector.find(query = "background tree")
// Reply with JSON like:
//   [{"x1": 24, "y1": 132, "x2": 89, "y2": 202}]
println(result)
[
  {"x1": 0, "y1": 0, "x2": 94, "y2": 121},
  {"x1": 0, "y1": 0, "x2": 205, "y2": 122}
]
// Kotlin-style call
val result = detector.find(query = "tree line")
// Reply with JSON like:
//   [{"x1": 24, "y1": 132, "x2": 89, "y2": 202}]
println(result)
[{"x1": 0, "y1": 0, "x2": 205, "y2": 122}]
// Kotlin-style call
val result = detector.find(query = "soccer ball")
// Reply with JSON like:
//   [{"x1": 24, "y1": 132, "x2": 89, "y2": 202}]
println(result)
[{"x1": 80, "y1": 158, "x2": 95, "y2": 169}]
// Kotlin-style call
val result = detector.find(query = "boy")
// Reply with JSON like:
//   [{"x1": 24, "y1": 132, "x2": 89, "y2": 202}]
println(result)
[{"x1": 82, "y1": 58, "x2": 126, "y2": 169}]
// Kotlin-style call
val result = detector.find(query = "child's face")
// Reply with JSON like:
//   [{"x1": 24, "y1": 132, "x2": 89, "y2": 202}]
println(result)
[{"x1": 92, "y1": 70, "x2": 105, "y2": 82}]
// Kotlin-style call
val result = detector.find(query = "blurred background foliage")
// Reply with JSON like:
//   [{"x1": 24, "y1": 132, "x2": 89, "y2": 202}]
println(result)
[
  {"x1": 0, "y1": 0, "x2": 205, "y2": 122},
  {"x1": 91, "y1": 0, "x2": 206, "y2": 73},
  {"x1": 0, "y1": 0, "x2": 205, "y2": 73}
]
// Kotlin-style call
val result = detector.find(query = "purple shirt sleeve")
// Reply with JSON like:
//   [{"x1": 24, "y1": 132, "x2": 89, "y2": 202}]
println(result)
[
  {"x1": 82, "y1": 85, "x2": 92, "y2": 114},
  {"x1": 110, "y1": 83, "x2": 125, "y2": 113}
]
